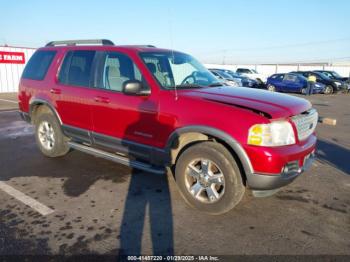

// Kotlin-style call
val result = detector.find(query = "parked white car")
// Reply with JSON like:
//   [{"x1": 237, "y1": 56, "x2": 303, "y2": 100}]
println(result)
[{"x1": 236, "y1": 68, "x2": 267, "y2": 83}]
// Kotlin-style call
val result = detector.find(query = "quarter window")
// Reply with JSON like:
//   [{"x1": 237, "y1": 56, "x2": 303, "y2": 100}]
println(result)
[{"x1": 22, "y1": 50, "x2": 56, "y2": 80}]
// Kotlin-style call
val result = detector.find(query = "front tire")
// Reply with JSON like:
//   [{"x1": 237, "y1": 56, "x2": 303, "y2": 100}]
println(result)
[
  {"x1": 324, "y1": 85, "x2": 334, "y2": 95},
  {"x1": 175, "y1": 142, "x2": 245, "y2": 215},
  {"x1": 34, "y1": 112, "x2": 69, "y2": 157}
]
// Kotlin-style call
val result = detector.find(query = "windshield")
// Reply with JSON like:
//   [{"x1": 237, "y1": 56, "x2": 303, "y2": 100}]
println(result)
[
  {"x1": 330, "y1": 71, "x2": 341, "y2": 78},
  {"x1": 314, "y1": 72, "x2": 330, "y2": 80},
  {"x1": 320, "y1": 71, "x2": 333, "y2": 78},
  {"x1": 139, "y1": 51, "x2": 220, "y2": 89}
]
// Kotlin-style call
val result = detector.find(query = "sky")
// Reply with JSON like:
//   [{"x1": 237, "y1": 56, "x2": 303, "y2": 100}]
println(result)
[{"x1": 1, "y1": 0, "x2": 349, "y2": 64}]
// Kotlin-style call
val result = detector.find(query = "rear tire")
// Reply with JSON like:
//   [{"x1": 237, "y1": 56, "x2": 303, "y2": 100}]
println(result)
[
  {"x1": 175, "y1": 141, "x2": 245, "y2": 215},
  {"x1": 34, "y1": 112, "x2": 69, "y2": 157},
  {"x1": 267, "y1": 84, "x2": 276, "y2": 92}
]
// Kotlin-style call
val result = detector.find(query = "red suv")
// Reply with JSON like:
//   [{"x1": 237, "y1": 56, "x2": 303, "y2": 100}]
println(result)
[{"x1": 18, "y1": 39, "x2": 318, "y2": 214}]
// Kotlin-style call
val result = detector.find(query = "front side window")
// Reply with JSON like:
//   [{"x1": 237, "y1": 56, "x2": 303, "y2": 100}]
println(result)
[
  {"x1": 313, "y1": 73, "x2": 327, "y2": 81},
  {"x1": 99, "y1": 52, "x2": 143, "y2": 92},
  {"x1": 22, "y1": 50, "x2": 56, "y2": 80},
  {"x1": 59, "y1": 50, "x2": 96, "y2": 87},
  {"x1": 140, "y1": 52, "x2": 219, "y2": 89},
  {"x1": 321, "y1": 71, "x2": 332, "y2": 78},
  {"x1": 330, "y1": 71, "x2": 341, "y2": 78},
  {"x1": 272, "y1": 74, "x2": 284, "y2": 80}
]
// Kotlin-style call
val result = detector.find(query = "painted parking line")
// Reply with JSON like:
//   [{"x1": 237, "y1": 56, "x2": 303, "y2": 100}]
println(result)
[
  {"x1": 0, "y1": 99, "x2": 18, "y2": 104},
  {"x1": 0, "y1": 181, "x2": 54, "y2": 216},
  {"x1": 0, "y1": 110, "x2": 19, "y2": 114}
]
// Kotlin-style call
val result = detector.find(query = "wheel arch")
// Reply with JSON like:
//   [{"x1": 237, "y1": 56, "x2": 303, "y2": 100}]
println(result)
[
  {"x1": 29, "y1": 98, "x2": 62, "y2": 125},
  {"x1": 165, "y1": 126, "x2": 254, "y2": 183}
]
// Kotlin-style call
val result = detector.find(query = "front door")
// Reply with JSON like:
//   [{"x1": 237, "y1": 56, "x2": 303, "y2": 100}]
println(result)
[{"x1": 90, "y1": 51, "x2": 159, "y2": 160}]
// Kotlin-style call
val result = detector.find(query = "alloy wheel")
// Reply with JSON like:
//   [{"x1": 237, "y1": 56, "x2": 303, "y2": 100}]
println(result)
[
  {"x1": 184, "y1": 159, "x2": 225, "y2": 203},
  {"x1": 38, "y1": 121, "x2": 55, "y2": 150}
]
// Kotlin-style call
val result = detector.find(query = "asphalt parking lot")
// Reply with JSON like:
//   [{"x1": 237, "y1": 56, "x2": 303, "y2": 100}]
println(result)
[{"x1": 0, "y1": 92, "x2": 349, "y2": 258}]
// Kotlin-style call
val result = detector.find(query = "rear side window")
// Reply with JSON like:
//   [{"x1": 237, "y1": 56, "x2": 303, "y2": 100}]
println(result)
[
  {"x1": 59, "y1": 50, "x2": 96, "y2": 87},
  {"x1": 284, "y1": 74, "x2": 297, "y2": 82},
  {"x1": 22, "y1": 50, "x2": 56, "y2": 80}
]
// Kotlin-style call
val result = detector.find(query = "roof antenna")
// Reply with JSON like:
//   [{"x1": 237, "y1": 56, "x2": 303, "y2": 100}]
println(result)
[{"x1": 168, "y1": 7, "x2": 178, "y2": 101}]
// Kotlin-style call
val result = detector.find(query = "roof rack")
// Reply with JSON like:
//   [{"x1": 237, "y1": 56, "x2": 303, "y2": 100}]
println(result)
[
  {"x1": 118, "y1": 45, "x2": 156, "y2": 48},
  {"x1": 45, "y1": 39, "x2": 115, "y2": 47}
]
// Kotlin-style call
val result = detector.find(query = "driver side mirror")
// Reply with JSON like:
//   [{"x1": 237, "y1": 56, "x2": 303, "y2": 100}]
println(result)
[{"x1": 122, "y1": 80, "x2": 150, "y2": 96}]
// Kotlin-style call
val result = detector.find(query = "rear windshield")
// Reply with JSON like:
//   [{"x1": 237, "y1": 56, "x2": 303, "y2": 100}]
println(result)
[{"x1": 22, "y1": 50, "x2": 56, "y2": 80}]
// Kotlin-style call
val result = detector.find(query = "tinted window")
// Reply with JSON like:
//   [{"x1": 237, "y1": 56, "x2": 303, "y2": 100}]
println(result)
[
  {"x1": 272, "y1": 74, "x2": 284, "y2": 80},
  {"x1": 22, "y1": 50, "x2": 56, "y2": 80},
  {"x1": 99, "y1": 52, "x2": 143, "y2": 92},
  {"x1": 312, "y1": 72, "x2": 328, "y2": 80},
  {"x1": 284, "y1": 74, "x2": 298, "y2": 82},
  {"x1": 321, "y1": 72, "x2": 333, "y2": 78},
  {"x1": 59, "y1": 50, "x2": 96, "y2": 87},
  {"x1": 237, "y1": 68, "x2": 251, "y2": 74}
]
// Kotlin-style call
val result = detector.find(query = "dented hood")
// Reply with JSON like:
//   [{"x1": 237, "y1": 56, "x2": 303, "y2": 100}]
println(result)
[{"x1": 181, "y1": 87, "x2": 312, "y2": 119}]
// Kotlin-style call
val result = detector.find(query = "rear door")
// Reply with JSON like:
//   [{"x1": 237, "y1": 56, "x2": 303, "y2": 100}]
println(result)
[
  {"x1": 55, "y1": 50, "x2": 97, "y2": 143},
  {"x1": 282, "y1": 74, "x2": 299, "y2": 92}
]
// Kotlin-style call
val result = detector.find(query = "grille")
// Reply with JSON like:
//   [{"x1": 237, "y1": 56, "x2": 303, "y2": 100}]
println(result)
[{"x1": 291, "y1": 109, "x2": 318, "y2": 141}]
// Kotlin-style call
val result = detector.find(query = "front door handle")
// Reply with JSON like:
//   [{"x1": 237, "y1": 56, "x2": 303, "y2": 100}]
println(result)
[
  {"x1": 94, "y1": 96, "x2": 110, "y2": 104},
  {"x1": 50, "y1": 88, "x2": 61, "y2": 94}
]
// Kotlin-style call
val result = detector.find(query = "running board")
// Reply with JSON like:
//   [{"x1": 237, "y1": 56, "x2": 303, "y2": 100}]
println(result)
[{"x1": 68, "y1": 142, "x2": 165, "y2": 175}]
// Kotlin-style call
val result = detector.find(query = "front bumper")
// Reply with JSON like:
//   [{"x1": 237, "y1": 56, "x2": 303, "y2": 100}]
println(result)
[
  {"x1": 246, "y1": 151, "x2": 315, "y2": 190},
  {"x1": 243, "y1": 134, "x2": 317, "y2": 190}
]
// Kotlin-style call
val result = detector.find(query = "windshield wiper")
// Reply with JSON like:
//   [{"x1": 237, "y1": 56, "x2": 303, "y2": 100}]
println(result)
[
  {"x1": 208, "y1": 82, "x2": 224, "y2": 87},
  {"x1": 170, "y1": 84, "x2": 203, "y2": 89}
]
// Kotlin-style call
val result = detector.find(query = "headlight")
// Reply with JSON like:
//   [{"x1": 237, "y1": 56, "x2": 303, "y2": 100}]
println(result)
[
  {"x1": 334, "y1": 81, "x2": 342, "y2": 87},
  {"x1": 248, "y1": 121, "x2": 295, "y2": 146}
]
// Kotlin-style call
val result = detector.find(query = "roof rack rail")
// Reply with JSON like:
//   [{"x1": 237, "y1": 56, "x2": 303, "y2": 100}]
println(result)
[
  {"x1": 45, "y1": 39, "x2": 115, "y2": 47},
  {"x1": 118, "y1": 45, "x2": 156, "y2": 48}
]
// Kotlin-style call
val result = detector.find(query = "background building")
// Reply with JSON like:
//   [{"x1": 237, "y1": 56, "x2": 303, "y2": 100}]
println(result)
[{"x1": 0, "y1": 46, "x2": 36, "y2": 93}]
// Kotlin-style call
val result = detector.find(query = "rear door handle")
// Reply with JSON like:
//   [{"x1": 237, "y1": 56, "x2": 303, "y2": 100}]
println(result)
[
  {"x1": 50, "y1": 88, "x2": 61, "y2": 94},
  {"x1": 94, "y1": 96, "x2": 110, "y2": 104}
]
